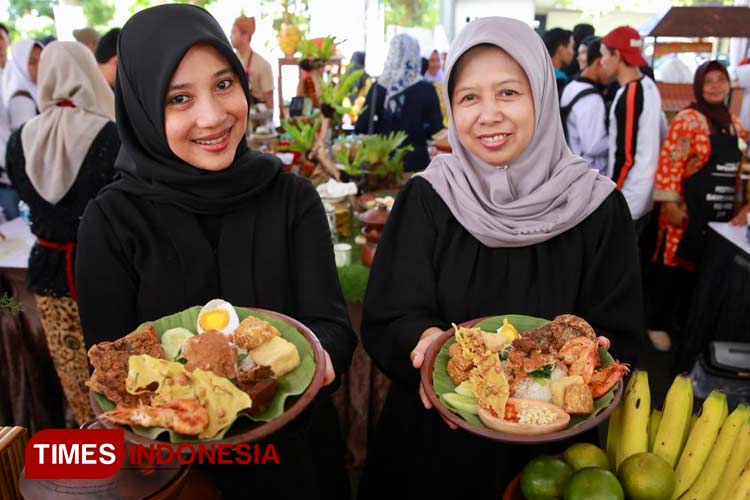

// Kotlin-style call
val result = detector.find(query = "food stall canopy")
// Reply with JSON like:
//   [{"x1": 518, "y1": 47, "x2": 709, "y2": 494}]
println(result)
[{"x1": 640, "y1": 6, "x2": 750, "y2": 38}]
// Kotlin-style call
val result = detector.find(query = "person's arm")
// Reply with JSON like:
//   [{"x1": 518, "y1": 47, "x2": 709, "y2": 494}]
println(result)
[
  {"x1": 362, "y1": 179, "x2": 448, "y2": 389},
  {"x1": 290, "y1": 178, "x2": 357, "y2": 380},
  {"x1": 573, "y1": 94, "x2": 609, "y2": 158},
  {"x1": 732, "y1": 114, "x2": 750, "y2": 143},
  {"x1": 8, "y1": 96, "x2": 36, "y2": 131},
  {"x1": 616, "y1": 81, "x2": 661, "y2": 218},
  {"x1": 75, "y1": 199, "x2": 139, "y2": 348},
  {"x1": 423, "y1": 83, "x2": 444, "y2": 136},
  {"x1": 577, "y1": 191, "x2": 645, "y2": 366}
]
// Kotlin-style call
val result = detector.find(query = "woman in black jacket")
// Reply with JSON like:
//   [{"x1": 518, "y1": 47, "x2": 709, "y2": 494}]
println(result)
[{"x1": 75, "y1": 5, "x2": 356, "y2": 498}]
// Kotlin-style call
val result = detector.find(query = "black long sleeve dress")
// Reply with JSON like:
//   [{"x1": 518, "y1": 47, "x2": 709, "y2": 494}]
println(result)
[
  {"x1": 6, "y1": 122, "x2": 119, "y2": 297},
  {"x1": 359, "y1": 177, "x2": 644, "y2": 500},
  {"x1": 76, "y1": 171, "x2": 357, "y2": 500}
]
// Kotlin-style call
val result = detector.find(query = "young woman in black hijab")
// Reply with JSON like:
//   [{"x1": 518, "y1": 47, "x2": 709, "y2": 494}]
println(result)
[{"x1": 75, "y1": 5, "x2": 356, "y2": 498}]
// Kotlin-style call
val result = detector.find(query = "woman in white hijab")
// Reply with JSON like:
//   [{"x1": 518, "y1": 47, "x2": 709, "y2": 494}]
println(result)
[
  {"x1": 5, "y1": 39, "x2": 43, "y2": 130},
  {"x1": 6, "y1": 41, "x2": 120, "y2": 426},
  {"x1": 360, "y1": 17, "x2": 644, "y2": 500}
]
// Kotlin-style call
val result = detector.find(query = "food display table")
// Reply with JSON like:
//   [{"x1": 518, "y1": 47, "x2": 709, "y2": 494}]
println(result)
[
  {"x1": 0, "y1": 218, "x2": 70, "y2": 433},
  {"x1": 677, "y1": 222, "x2": 750, "y2": 370}
]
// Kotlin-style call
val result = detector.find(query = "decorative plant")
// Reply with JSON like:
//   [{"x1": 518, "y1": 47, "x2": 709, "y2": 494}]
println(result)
[
  {"x1": 298, "y1": 36, "x2": 337, "y2": 61},
  {"x1": 361, "y1": 131, "x2": 414, "y2": 179},
  {"x1": 0, "y1": 292, "x2": 22, "y2": 315},
  {"x1": 333, "y1": 136, "x2": 369, "y2": 177},
  {"x1": 320, "y1": 69, "x2": 365, "y2": 118},
  {"x1": 277, "y1": 117, "x2": 321, "y2": 158},
  {"x1": 332, "y1": 132, "x2": 413, "y2": 190}
]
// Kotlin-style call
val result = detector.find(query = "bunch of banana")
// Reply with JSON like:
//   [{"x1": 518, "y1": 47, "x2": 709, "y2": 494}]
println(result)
[
  {"x1": 678, "y1": 402, "x2": 749, "y2": 500},
  {"x1": 652, "y1": 373, "x2": 693, "y2": 467},
  {"x1": 617, "y1": 370, "x2": 650, "y2": 468},
  {"x1": 720, "y1": 462, "x2": 750, "y2": 500},
  {"x1": 711, "y1": 415, "x2": 750, "y2": 500},
  {"x1": 671, "y1": 390, "x2": 728, "y2": 499}
]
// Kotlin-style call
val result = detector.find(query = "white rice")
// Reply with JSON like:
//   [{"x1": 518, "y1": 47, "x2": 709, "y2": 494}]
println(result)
[{"x1": 514, "y1": 367, "x2": 567, "y2": 402}]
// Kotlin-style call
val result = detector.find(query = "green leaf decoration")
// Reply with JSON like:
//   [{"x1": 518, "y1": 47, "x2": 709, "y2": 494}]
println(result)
[
  {"x1": 432, "y1": 315, "x2": 620, "y2": 431},
  {"x1": 93, "y1": 306, "x2": 315, "y2": 443}
]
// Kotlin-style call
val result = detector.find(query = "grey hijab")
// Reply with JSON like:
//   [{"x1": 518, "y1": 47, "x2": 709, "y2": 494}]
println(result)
[{"x1": 416, "y1": 17, "x2": 614, "y2": 248}]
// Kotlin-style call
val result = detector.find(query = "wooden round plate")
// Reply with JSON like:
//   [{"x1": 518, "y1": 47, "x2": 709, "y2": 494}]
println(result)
[
  {"x1": 419, "y1": 316, "x2": 624, "y2": 445},
  {"x1": 90, "y1": 307, "x2": 326, "y2": 448}
]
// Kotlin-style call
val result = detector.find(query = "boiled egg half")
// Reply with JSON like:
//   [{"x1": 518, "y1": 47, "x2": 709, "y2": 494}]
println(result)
[{"x1": 197, "y1": 299, "x2": 240, "y2": 335}]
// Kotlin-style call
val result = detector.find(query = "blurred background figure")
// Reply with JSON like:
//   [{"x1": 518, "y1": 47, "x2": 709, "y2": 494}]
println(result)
[
  {"x1": 354, "y1": 33, "x2": 443, "y2": 173},
  {"x1": 560, "y1": 37, "x2": 609, "y2": 174},
  {"x1": 5, "y1": 41, "x2": 119, "y2": 425},
  {"x1": 72, "y1": 27, "x2": 99, "y2": 54},
  {"x1": 2, "y1": 39, "x2": 43, "y2": 220},
  {"x1": 95, "y1": 28, "x2": 120, "y2": 89},
  {"x1": 576, "y1": 34, "x2": 598, "y2": 73},
  {"x1": 6, "y1": 40, "x2": 43, "y2": 131},
  {"x1": 649, "y1": 60, "x2": 748, "y2": 352},
  {"x1": 565, "y1": 23, "x2": 595, "y2": 77},
  {"x1": 230, "y1": 14, "x2": 274, "y2": 110},
  {"x1": 542, "y1": 27, "x2": 574, "y2": 98},
  {"x1": 599, "y1": 26, "x2": 662, "y2": 235},
  {"x1": 424, "y1": 49, "x2": 444, "y2": 84}
]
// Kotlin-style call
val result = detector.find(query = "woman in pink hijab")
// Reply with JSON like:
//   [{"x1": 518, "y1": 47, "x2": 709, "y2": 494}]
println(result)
[{"x1": 360, "y1": 17, "x2": 644, "y2": 500}]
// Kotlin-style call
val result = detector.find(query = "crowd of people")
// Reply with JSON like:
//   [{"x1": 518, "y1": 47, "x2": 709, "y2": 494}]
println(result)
[{"x1": 0, "y1": 6, "x2": 748, "y2": 499}]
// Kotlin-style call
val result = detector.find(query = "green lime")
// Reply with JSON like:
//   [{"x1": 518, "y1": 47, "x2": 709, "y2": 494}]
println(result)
[
  {"x1": 521, "y1": 455, "x2": 573, "y2": 500},
  {"x1": 161, "y1": 327, "x2": 195, "y2": 361},
  {"x1": 618, "y1": 452, "x2": 675, "y2": 500},
  {"x1": 564, "y1": 468, "x2": 624, "y2": 500},
  {"x1": 563, "y1": 443, "x2": 610, "y2": 471}
]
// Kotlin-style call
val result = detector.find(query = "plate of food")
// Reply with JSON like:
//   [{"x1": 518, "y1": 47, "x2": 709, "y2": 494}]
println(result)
[
  {"x1": 88, "y1": 300, "x2": 325, "y2": 446},
  {"x1": 420, "y1": 314, "x2": 627, "y2": 444},
  {"x1": 249, "y1": 125, "x2": 278, "y2": 141}
]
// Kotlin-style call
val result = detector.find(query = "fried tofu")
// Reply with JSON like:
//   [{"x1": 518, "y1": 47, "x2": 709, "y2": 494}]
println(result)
[
  {"x1": 183, "y1": 330, "x2": 239, "y2": 379},
  {"x1": 87, "y1": 325, "x2": 166, "y2": 407},
  {"x1": 231, "y1": 316, "x2": 280, "y2": 351},
  {"x1": 248, "y1": 336, "x2": 300, "y2": 377},
  {"x1": 563, "y1": 383, "x2": 594, "y2": 415}
]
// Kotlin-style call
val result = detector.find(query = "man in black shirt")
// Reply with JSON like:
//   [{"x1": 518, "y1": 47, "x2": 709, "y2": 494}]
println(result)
[{"x1": 542, "y1": 27, "x2": 574, "y2": 99}]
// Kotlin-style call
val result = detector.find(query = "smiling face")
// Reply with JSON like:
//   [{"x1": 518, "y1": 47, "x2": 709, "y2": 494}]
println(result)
[
  {"x1": 164, "y1": 44, "x2": 248, "y2": 171},
  {"x1": 577, "y1": 44, "x2": 588, "y2": 70},
  {"x1": 28, "y1": 45, "x2": 41, "y2": 83},
  {"x1": 702, "y1": 68, "x2": 730, "y2": 105},
  {"x1": 450, "y1": 45, "x2": 535, "y2": 167},
  {"x1": 428, "y1": 50, "x2": 441, "y2": 75}
]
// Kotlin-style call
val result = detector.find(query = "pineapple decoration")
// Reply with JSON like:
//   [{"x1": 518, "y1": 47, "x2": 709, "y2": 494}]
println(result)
[{"x1": 278, "y1": 9, "x2": 302, "y2": 59}]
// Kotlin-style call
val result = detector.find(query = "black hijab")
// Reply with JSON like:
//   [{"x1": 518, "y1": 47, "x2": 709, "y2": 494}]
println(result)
[
  {"x1": 688, "y1": 60, "x2": 733, "y2": 132},
  {"x1": 105, "y1": 4, "x2": 280, "y2": 215}
]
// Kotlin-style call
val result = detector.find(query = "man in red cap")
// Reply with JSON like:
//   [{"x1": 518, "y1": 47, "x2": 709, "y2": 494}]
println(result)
[{"x1": 600, "y1": 26, "x2": 662, "y2": 234}]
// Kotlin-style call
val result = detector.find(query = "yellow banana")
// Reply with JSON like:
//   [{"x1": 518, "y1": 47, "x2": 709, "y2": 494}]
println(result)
[
  {"x1": 650, "y1": 408, "x2": 662, "y2": 452},
  {"x1": 607, "y1": 404, "x2": 622, "y2": 472},
  {"x1": 721, "y1": 462, "x2": 750, "y2": 500},
  {"x1": 712, "y1": 418, "x2": 750, "y2": 500},
  {"x1": 672, "y1": 390, "x2": 728, "y2": 499},
  {"x1": 617, "y1": 370, "x2": 650, "y2": 469},
  {"x1": 678, "y1": 403, "x2": 750, "y2": 500},
  {"x1": 653, "y1": 373, "x2": 694, "y2": 467}
]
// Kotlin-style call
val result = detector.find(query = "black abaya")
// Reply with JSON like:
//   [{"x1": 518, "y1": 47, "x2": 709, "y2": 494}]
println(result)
[{"x1": 359, "y1": 177, "x2": 644, "y2": 500}]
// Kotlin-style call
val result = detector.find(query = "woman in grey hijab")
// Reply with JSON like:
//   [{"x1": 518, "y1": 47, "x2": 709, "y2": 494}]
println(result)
[{"x1": 360, "y1": 17, "x2": 644, "y2": 500}]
